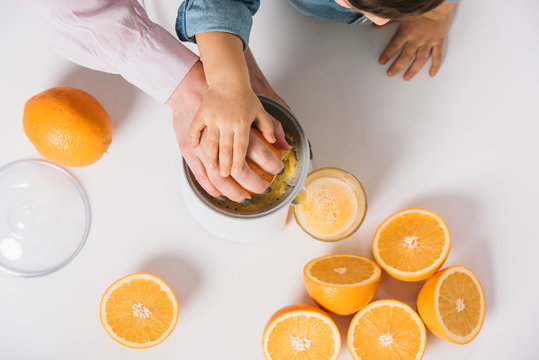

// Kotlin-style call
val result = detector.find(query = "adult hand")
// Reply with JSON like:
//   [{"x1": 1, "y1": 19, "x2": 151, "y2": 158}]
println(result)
[
  {"x1": 378, "y1": 2, "x2": 456, "y2": 80},
  {"x1": 167, "y1": 61, "x2": 290, "y2": 203}
]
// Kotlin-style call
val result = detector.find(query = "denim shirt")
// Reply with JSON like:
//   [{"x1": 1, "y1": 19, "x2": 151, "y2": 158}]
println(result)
[{"x1": 176, "y1": 0, "x2": 457, "y2": 51}]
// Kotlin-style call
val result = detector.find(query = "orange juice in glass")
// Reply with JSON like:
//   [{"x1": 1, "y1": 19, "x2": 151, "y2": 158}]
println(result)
[{"x1": 294, "y1": 168, "x2": 367, "y2": 241}]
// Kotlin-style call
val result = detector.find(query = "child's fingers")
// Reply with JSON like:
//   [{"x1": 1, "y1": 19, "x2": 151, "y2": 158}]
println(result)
[
  {"x1": 403, "y1": 46, "x2": 430, "y2": 81},
  {"x1": 232, "y1": 126, "x2": 250, "y2": 175},
  {"x1": 254, "y1": 111, "x2": 276, "y2": 144},
  {"x1": 190, "y1": 116, "x2": 206, "y2": 148},
  {"x1": 204, "y1": 127, "x2": 220, "y2": 169},
  {"x1": 379, "y1": 32, "x2": 406, "y2": 65},
  {"x1": 387, "y1": 42, "x2": 417, "y2": 77},
  {"x1": 429, "y1": 44, "x2": 443, "y2": 77},
  {"x1": 193, "y1": 134, "x2": 251, "y2": 203},
  {"x1": 218, "y1": 131, "x2": 234, "y2": 177}
]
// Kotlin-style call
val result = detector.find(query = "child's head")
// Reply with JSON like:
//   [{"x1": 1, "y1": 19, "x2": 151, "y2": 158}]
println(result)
[{"x1": 335, "y1": 0, "x2": 444, "y2": 24}]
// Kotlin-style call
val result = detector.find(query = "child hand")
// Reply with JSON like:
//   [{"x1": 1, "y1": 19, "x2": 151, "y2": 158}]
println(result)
[
  {"x1": 190, "y1": 83, "x2": 276, "y2": 177},
  {"x1": 378, "y1": 5, "x2": 453, "y2": 80}
]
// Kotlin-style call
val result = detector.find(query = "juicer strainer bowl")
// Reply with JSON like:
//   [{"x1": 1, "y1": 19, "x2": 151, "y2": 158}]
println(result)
[{"x1": 182, "y1": 95, "x2": 311, "y2": 219}]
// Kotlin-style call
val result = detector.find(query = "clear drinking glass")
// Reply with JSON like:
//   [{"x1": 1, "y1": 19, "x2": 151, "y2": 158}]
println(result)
[{"x1": 294, "y1": 167, "x2": 367, "y2": 242}]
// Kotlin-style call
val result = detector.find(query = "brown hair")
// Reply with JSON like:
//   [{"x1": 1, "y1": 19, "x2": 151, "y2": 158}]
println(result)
[{"x1": 347, "y1": 0, "x2": 444, "y2": 19}]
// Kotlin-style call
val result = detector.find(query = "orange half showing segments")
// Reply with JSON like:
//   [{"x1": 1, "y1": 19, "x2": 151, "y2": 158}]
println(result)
[
  {"x1": 417, "y1": 266, "x2": 486, "y2": 344},
  {"x1": 303, "y1": 254, "x2": 381, "y2": 315},
  {"x1": 373, "y1": 208, "x2": 450, "y2": 281},
  {"x1": 348, "y1": 299, "x2": 427, "y2": 360},
  {"x1": 263, "y1": 304, "x2": 341, "y2": 360},
  {"x1": 100, "y1": 273, "x2": 179, "y2": 349}
]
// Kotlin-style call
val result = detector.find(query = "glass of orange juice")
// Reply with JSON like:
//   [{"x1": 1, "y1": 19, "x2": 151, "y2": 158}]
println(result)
[{"x1": 294, "y1": 167, "x2": 367, "y2": 241}]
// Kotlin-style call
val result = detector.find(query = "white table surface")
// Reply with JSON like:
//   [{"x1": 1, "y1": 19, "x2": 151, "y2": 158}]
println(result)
[{"x1": 1, "y1": 1, "x2": 538, "y2": 359}]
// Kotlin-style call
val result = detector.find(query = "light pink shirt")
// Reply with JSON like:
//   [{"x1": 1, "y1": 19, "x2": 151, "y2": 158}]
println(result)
[{"x1": 20, "y1": 0, "x2": 199, "y2": 104}]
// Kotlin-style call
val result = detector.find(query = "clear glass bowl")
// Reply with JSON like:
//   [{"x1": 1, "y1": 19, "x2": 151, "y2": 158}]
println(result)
[{"x1": 0, "y1": 160, "x2": 90, "y2": 276}]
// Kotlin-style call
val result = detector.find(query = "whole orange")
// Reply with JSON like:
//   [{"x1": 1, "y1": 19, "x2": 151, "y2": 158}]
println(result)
[{"x1": 23, "y1": 87, "x2": 113, "y2": 167}]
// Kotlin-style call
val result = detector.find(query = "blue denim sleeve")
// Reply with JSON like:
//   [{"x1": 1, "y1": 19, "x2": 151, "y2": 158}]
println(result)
[{"x1": 176, "y1": 0, "x2": 260, "y2": 52}]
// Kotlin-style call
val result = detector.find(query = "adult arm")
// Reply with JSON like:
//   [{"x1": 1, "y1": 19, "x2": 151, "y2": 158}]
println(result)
[
  {"x1": 18, "y1": 0, "x2": 287, "y2": 202},
  {"x1": 18, "y1": 0, "x2": 198, "y2": 103}
]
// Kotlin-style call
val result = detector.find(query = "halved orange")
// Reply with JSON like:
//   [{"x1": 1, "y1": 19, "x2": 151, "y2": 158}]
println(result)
[
  {"x1": 417, "y1": 266, "x2": 486, "y2": 344},
  {"x1": 347, "y1": 299, "x2": 427, "y2": 360},
  {"x1": 373, "y1": 208, "x2": 450, "y2": 281},
  {"x1": 262, "y1": 304, "x2": 341, "y2": 360},
  {"x1": 100, "y1": 273, "x2": 179, "y2": 348},
  {"x1": 303, "y1": 254, "x2": 381, "y2": 315}
]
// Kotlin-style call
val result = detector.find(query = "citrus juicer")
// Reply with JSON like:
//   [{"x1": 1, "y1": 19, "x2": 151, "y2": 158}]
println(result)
[{"x1": 179, "y1": 95, "x2": 312, "y2": 242}]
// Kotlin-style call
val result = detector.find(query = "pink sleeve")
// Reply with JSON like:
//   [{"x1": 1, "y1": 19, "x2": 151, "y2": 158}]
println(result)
[{"x1": 19, "y1": 0, "x2": 199, "y2": 104}]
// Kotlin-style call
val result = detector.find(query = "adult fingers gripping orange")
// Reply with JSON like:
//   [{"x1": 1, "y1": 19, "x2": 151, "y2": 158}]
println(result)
[{"x1": 232, "y1": 128, "x2": 281, "y2": 196}]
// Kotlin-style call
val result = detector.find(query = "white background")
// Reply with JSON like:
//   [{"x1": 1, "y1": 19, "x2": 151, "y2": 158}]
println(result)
[{"x1": 1, "y1": 0, "x2": 539, "y2": 359}]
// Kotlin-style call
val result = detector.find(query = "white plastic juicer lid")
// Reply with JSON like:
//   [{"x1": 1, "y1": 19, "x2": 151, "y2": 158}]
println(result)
[{"x1": 0, "y1": 160, "x2": 90, "y2": 276}]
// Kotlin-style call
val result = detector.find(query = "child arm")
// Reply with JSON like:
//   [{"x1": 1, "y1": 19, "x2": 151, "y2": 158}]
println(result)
[
  {"x1": 177, "y1": 0, "x2": 279, "y2": 179},
  {"x1": 192, "y1": 31, "x2": 276, "y2": 177}
]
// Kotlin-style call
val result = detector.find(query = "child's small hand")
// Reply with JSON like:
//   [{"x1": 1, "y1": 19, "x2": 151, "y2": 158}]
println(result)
[
  {"x1": 378, "y1": 2, "x2": 455, "y2": 80},
  {"x1": 190, "y1": 83, "x2": 275, "y2": 177}
]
